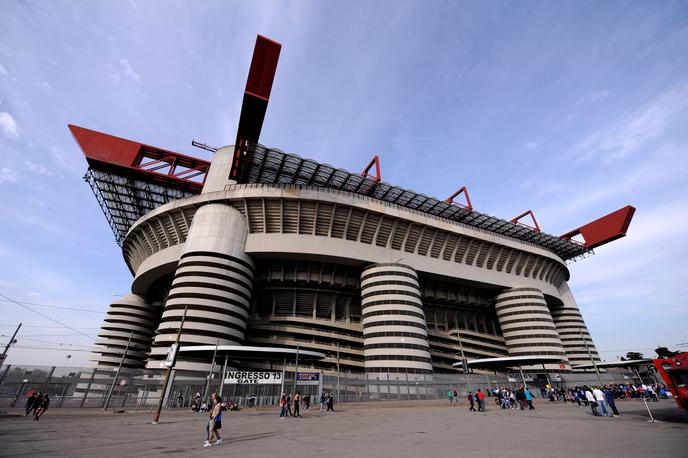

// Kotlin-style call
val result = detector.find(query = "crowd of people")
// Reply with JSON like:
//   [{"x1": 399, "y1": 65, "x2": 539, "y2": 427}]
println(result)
[
  {"x1": 279, "y1": 391, "x2": 334, "y2": 418},
  {"x1": 445, "y1": 381, "x2": 668, "y2": 418},
  {"x1": 23, "y1": 391, "x2": 50, "y2": 421}
]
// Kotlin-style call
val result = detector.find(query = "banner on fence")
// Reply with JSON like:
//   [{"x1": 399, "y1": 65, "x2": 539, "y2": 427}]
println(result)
[{"x1": 224, "y1": 371, "x2": 282, "y2": 384}]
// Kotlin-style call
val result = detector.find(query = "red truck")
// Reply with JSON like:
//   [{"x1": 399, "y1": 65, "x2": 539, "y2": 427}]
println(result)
[{"x1": 652, "y1": 352, "x2": 688, "y2": 412}]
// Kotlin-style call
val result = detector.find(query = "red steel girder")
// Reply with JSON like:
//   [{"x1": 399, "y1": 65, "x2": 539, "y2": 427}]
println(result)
[
  {"x1": 231, "y1": 35, "x2": 282, "y2": 181},
  {"x1": 446, "y1": 186, "x2": 473, "y2": 210},
  {"x1": 361, "y1": 155, "x2": 382, "y2": 183},
  {"x1": 511, "y1": 210, "x2": 541, "y2": 232},
  {"x1": 68, "y1": 124, "x2": 209, "y2": 193},
  {"x1": 561, "y1": 205, "x2": 636, "y2": 249}
]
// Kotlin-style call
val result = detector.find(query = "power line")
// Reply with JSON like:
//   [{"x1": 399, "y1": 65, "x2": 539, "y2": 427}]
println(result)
[
  {"x1": 11, "y1": 345, "x2": 91, "y2": 353},
  {"x1": 0, "y1": 298, "x2": 103, "y2": 314},
  {"x1": 0, "y1": 325, "x2": 99, "y2": 329},
  {"x1": 0, "y1": 294, "x2": 97, "y2": 340},
  {"x1": 3, "y1": 336, "x2": 92, "y2": 349}
]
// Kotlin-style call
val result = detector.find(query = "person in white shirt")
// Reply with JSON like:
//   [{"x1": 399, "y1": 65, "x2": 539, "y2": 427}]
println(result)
[
  {"x1": 584, "y1": 388, "x2": 598, "y2": 416},
  {"x1": 593, "y1": 388, "x2": 612, "y2": 417}
]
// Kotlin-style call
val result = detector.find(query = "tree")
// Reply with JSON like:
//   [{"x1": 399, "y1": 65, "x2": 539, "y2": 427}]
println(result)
[
  {"x1": 654, "y1": 346, "x2": 678, "y2": 359},
  {"x1": 625, "y1": 352, "x2": 644, "y2": 360}
]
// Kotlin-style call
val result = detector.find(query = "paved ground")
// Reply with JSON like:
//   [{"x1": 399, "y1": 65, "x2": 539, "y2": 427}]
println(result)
[{"x1": 0, "y1": 399, "x2": 686, "y2": 457}]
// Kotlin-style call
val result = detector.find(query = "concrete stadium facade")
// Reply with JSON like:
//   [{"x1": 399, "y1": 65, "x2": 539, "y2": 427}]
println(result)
[{"x1": 92, "y1": 147, "x2": 601, "y2": 376}]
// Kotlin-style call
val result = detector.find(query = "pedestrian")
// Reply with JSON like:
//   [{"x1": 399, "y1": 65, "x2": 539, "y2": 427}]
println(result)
[
  {"x1": 279, "y1": 393, "x2": 287, "y2": 419},
  {"x1": 326, "y1": 393, "x2": 335, "y2": 412},
  {"x1": 177, "y1": 391, "x2": 184, "y2": 408},
  {"x1": 33, "y1": 394, "x2": 50, "y2": 421},
  {"x1": 584, "y1": 387, "x2": 598, "y2": 416},
  {"x1": 293, "y1": 391, "x2": 301, "y2": 418},
  {"x1": 304, "y1": 394, "x2": 311, "y2": 411},
  {"x1": 286, "y1": 394, "x2": 293, "y2": 417},
  {"x1": 203, "y1": 393, "x2": 222, "y2": 447},
  {"x1": 603, "y1": 387, "x2": 619, "y2": 417},
  {"x1": 467, "y1": 391, "x2": 476, "y2": 412},
  {"x1": 32, "y1": 392, "x2": 43, "y2": 416},
  {"x1": 592, "y1": 387, "x2": 612, "y2": 417},
  {"x1": 25, "y1": 391, "x2": 37, "y2": 416},
  {"x1": 453, "y1": 389, "x2": 458, "y2": 401},
  {"x1": 447, "y1": 389, "x2": 454, "y2": 405},
  {"x1": 319, "y1": 391, "x2": 326, "y2": 415},
  {"x1": 476, "y1": 389, "x2": 485, "y2": 412},
  {"x1": 524, "y1": 388, "x2": 534, "y2": 410}
]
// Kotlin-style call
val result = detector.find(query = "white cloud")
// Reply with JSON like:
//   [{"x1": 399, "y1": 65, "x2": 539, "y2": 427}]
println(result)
[
  {"x1": 523, "y1": 141, "x2": 539, "y2": 151},
  {"x1": 119, "y1": 58, "x2": 140, "y2": 82},
  {"x1": 25, "y1": 161, "x2": 59, "y2": 177},
  {"x1": 0, "y1": 112, "x2": 19, "y2": 138},
  {"x1": 0, "y1": 63, "x2": 8, "y2": 76},
  {"x1": 571, "y1": 82, "x2": 688, "y2": 164},
  {"x1": 0, "y1": 167, "x2": 17, "y2": 184}
]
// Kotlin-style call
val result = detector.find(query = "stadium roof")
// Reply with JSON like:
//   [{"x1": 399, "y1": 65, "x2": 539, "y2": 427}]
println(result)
[{"x1": 238, "y1": 143, "x2": 592, "y2": 261}]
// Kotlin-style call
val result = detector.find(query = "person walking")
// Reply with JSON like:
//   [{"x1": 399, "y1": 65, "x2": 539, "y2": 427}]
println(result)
[
  {"x1": 203, "y1": 393, "x2": 222, "y2": 447},
  {"x1": 584, "y1": 387, "x2": 598, "y2": 416},
  {"x1": 177, "y1": 391, "x2": 184, "y2": 408},
  {"x1": 33, "y1": 394, "x2": 50, "y2": 421},
  {"x1": 293, "y1": 391, "x2": 301, "y2": 418},
  {"x1": 467, "y1": 392, "x2": 476, "y2": 412},
  {"x1": 603, "y1": 387, "x2": 619, "y2": 416},
  {"x1": 279, "y1": 394, "x2": 287, "y2": 419},
  {"x1": 286, "y1": 394, "x2": 293, "y2": 417},
  {"x1": 447, "y1": 389, "x2": 454, "y2": 405},
  {"x1": 319, "y1": 391, "x2": 326, "y2": 415},
  {"x1": 593, "y1": 387, "x2": 612, "y2": 417},
  {"x1": 524, "y1": 388, "x2": 535, "y2": 410},
  {"x1": 24, "y1": 391, "x2": 37, "y2": 416},
  {"x1": 476, "y1": 389, "x2": 485, "y2": 412},
  {"x1": 303, "y1": 394, "x2": 311, "y2": 412},
  {"x1": 326, "y1": 393, "x2": 334, "y2": 412}
]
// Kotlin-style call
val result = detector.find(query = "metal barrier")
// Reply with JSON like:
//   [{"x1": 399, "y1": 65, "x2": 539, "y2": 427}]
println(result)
[{"x1": 0, "y1": 363, "x2": 639, "y2": 410}]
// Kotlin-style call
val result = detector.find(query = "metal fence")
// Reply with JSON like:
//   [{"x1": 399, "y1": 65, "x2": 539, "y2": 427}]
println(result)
[{"x1": 0, "y1": 364, "x2": 643, "y2": 410}]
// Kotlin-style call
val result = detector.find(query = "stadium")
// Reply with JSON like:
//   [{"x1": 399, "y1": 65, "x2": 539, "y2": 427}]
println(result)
[{"x1": 69, "y1": 36, "x2": 635, "y2": 388}]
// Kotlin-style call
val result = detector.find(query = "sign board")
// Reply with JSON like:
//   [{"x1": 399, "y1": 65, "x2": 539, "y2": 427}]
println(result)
[
  {"x1": 224, "y1": 371, "x2": 282, "y2": 385},
  {"x1": 550, "y1": 374, "x2": 562, "y2": 382},
  {"x1": 296, "y1": 372, "x2": 320, "y2": 385},
  {"x1": 163, "y1": 343, "x2": 179, "y2": 368}
]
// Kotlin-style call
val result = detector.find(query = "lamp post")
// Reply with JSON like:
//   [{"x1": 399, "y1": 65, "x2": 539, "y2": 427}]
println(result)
[
  {"x1": 152, "y1": 306, "x2": 187, "y2": 424},
  {"x1": 580, "y1": 329, "x2": 603, "y2": 386},
  {"x1": 103, "y1": 330, "x2": 134, "y2": 410}
]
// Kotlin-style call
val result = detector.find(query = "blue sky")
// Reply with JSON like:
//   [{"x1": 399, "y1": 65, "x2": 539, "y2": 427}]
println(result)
[{"x1": 1, "y1": 0, "x2": 687, "y2": 367}]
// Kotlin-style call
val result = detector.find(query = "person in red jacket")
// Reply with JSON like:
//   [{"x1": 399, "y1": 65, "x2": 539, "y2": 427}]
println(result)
[
  {"x1": 467, "y1": 392, "x2": 476, "y2": 412},
  {"x1": 476, "y1": 389, "x2": 486, "y2": 412}
]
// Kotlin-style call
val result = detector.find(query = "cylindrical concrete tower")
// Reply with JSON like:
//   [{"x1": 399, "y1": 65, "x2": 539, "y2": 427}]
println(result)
[
  {"x1": 551, "y1": 282, "x2": 601, "y2": 367},
  {"x1": 361, "y1": 263, "x2": 433, "y2": 374},
  {"x1": 149, "y1": 203, "x2": 254, "y2": 369},
  {"x1": 494, "y1": 287, "x2": 567, "y2": 366},
  {"x1": 92, "y1": 294, "x2": 158, "y2": 368}
]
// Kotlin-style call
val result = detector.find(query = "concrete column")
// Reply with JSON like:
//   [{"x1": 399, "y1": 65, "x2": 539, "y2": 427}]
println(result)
[
  {"x1": 494, "y1": 287, "x2": 568, "y2": 370},
  {"x1": 92, "y1": 294, "x2": 156, "y2": 369},
  {"x1": 361, "y1": 263, "x2": 433, "y2": 375},
  {"x1": 149, "y1": 203, "x2": 254, "y2": 371},
  {"x1": 551, "y1": 282, "x2": 601, "y2": 368},
  {"x1": 201, "y1": 146, "x2": 237, "y2": 194}
]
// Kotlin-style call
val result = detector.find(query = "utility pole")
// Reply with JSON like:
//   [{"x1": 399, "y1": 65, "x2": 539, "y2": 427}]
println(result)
[
  {"x1": 336, "y1": 341, "x2": 341, "y2": 404},
  {"x1": 580, "y1": 329, "x2": 603, "y2": 386},
  {"x1": 152, "y1": 306, "x2": 188, "y2": 424},
  {"x1": 203, "y1": 339, "x2": 220, "y2": 404},
  {"x1": 292, "y1": 344, "x2": 300, "y2": 394},
  {"x1": 455, "y1": 328, "x2": 471, "y2": 393},
  {"x1": 0, "y1": 322, "x2": 21, "y2": 367},
  {"x1": 103, "y1": 330, "x2": 134, "y2": 410}
]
